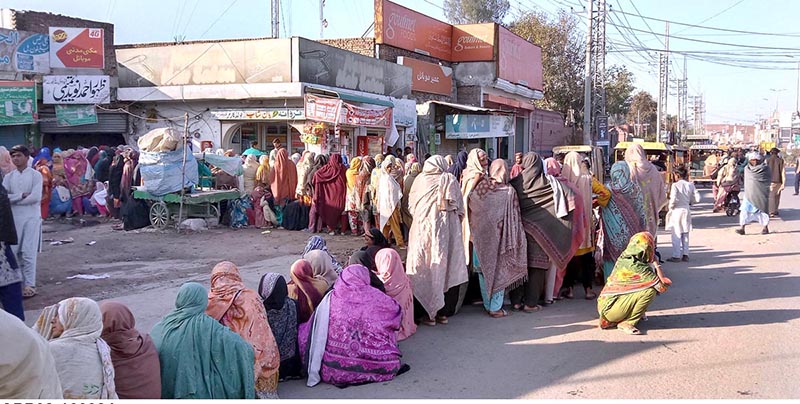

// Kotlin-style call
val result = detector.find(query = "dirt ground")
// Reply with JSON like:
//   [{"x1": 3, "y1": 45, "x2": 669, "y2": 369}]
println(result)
[{"x1": 27, "y1": 218, "x2": 367, "y2": 310}]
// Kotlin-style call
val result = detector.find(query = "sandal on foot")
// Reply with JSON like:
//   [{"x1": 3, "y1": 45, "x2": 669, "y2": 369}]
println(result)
[
  {"x1": 585, "y1": 291, "x2": 597, "y2": 300},
  {"x1": 488, "y1": 309, "x2": 510, "y2": 318},
  {"x1": 522, "y1": 305, "x2": 542, "y2": 313},
  {"x1": 511, "y1": 304, "x2": 523, "y2": 312},
  {"x1": 618, "y1": 324, "x2": 641, "y2": 335},
  {"x1": 22, "y1": 286, "x2": 36, "y2": 298},
  {"x1": 422, "y1": 318, "x2": 436, "y2": 326},
  {"x1": 435, "y1": 315, "x2": 449, "y2": 324}
]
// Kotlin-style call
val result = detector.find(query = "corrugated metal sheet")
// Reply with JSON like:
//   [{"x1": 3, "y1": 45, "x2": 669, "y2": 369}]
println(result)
[{"x1": 39, "y1": 113, "x2": 127, "y2": 134}]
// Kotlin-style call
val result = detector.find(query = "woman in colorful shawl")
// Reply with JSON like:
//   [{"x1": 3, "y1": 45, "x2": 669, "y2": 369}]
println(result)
[
  {"x1": 378, "y1": 155, "x2": 406, "y2": 247},
  {"x1": 305, "y1": 154, "x2": 328, "y2": 231},
  {"x1": 287, "y1": 259, "x2": 328, "y2": 323},
  {"x1": 448, "y1": 150, "x2": 468, "y2": 184},
  {"x1": 736, "y1": 152, "x2": 772, "y2": 235},
  {"x1": 298, "y1": 264, "x2": 406, "y2": 388},
  {"x1": 406, "y1": 155, "x2": 468, "y2": 326},
  {"x1": 404, "y1": 153, "x2": 418, "y2": 174},
  {"x1": 269, "y1": 148, "x2": 298, "y2": 207},
  {"x1": 468, "y1": 159, "x2": 528, "y2": 318},
  {"x1": 242, "y1": 154, "x2": 259, "y2": 195},
  {"x1": 0, "y1": 146, "x2": 14, "y2": 176},
  {"x1": 99, "y1": 301, "x2": 161, "y2": 399},
  {"x1": 344, "y1": 157, "x2": 364, "y2": 235},
  {"x1": 312, "y1": 153, "x2": 348, "y2": 234},
  {"x1": 121, "y1": 149, "x2": 139, "y2": 201},
  {"x1": 51, "y1": 151, "x2": 68, "y2": 188},
  {"x1": 302, "y1": 235, "x2": 344, "y2": 273},
  {"x1": 376, "y1": 248, "x2": 417, "y2": 340},
  {"x1": 48, "y1": 297, "x2": 118, "y2": 399},
  {"x1": 461, "y1": 148, "x2": 488, "y2": 263},
  {"x1": 0, "y1": 308, "x2": 63, "y2": 399},
  {"x1": 625, "y1": 143, "x2": 667, "y2": 236},
  {"x1": 93, "y1": 150, "x2": 113, "y2": 183},
  {"x1": 369, "y1": 154, "x2": 384, "y2": 227},
  {"x1": 150, "y1": 282, "x2": 255, "y2": 399},
  {"x1": 206, "y1": 262, "x2": 281, "y2": 399},
  {"x1": 598, "y1": 232, "x2": 671, "y2": 335},
  {"x1": 294, "y1": 151, "x2": 314, "y2": 204},
  {"x1": 510, "y1": 152, "x2": 579, "y2": 313},
  {"x1": 599, "y1": 162, "x2": 646, "y2": 281},
  {"x1": 400, "y1": 162, "x2": 421, "y2": 234},
  {"x1": 713, "y1": 157, "x2": 741, "y2": 212},
  {"x1": 35, "y1": 156, "x2": 53, "y2": 218},
  {"x1": 351, "y1": 156, "x2": 376, "y2": 233},
  {"x1": 255, "y1": 155, "x2": 271, "y2": 188},
  {"x1": 64, "y1": 150, "x2": 95, "y2": 216},
  {"x1": 251, "y1": 185, "x2": 278, "y2": 228},
  {"x1": 560, "y1": 152, "x2": 610, "y2": 300},
  {"x1": 258, "y1": 273, "x2": 302, "y2": 381},
  {"x1": 304, "y1": 249, "x2": 340, "y2": 286}
]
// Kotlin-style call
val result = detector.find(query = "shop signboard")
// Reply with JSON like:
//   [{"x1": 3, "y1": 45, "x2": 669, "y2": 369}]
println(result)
[
  {"x1": 343, "y1": 103, "x2": 392, "y2": 128},
  {"x1": 49, "y1": 27, "x2": 105, "y2": 69},
  {"x1": 0, "y1": 28, "x2": 50, "y2": 73},
  {"x1": 374, "y1": 0, "x2": 452, "y2": 61},
  {"x1": 305, "y1": 94, "x2": 342, "y2": 124},
  {"x1": 43, "y1": 75, "x2": 111, "y2": 104},
  {"x1": 451, "y1": 23, "x2": 496, "y2": 62},
  {"x1": 0, "y1": 81, "x2": 36, "y2": 126},
  {"x1": 497, "y1": 26, "x2": 543, "y2": 91},
  {"x1": 297, "y1": 38, "x2": 412, "y2": 98},
  {"x1": 210, "y1": 108, "x2": 304, "y2": 121},
  {"x1": 445, "y1": 114, "x2": 514, "y2": 139},
  {"x1": 55, "y1": 104, "x2": 98, "y2": 127},
  {"x1": 397, "y1": 56, "x2": 452, "y2": 96}
]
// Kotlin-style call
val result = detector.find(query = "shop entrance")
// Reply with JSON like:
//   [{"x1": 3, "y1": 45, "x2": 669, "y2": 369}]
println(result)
[{"x1": 227, "y1": 122, "x2": 302, "y2": 155}]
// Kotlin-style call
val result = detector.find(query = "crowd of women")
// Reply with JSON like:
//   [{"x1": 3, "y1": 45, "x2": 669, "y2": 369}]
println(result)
[{"x1": 1, "y1": 141, "x2": 682, "y2": 399}]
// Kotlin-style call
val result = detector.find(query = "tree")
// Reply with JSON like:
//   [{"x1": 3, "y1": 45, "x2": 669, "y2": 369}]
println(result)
[
  {"x1": 605, "y1": 65, "x2": 635, "y2": 126},
  {"x1": 444, "y1": 0, "x2": 510, "y2": 24},
  {"x1": 626, "y1": 91, "x2": 658, "y2": 140},
  {"x1": 509, "y1": 10, "x2": 585, "y2": 128}
]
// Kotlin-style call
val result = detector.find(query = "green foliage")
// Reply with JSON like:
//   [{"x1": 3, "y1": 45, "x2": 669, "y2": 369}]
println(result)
[
  {"x1": 605, "y1": 65, "x2": 635, "y2": 125},
  {"x1": 443, "y1": 0, "x2": 510, "y2": 24},
  {"x1": 626, "y1": 91, "x2": 658, "y2": 139}
]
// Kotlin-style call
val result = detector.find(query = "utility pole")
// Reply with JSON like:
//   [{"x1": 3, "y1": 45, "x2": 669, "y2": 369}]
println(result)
[
  {"x1": 319, "y1": 0, "x2": 327, "y2": 39},
  {"x1": 270, "y1": 0, "x2": 281, "y2": 38},
  {"x1": 582, "y1": 0, "x2": 594, "y2": 145},
  {"x1": 656, "y1": 22, "x2": 669, "y2": 143},
  {"x1": 683, "y1": 56, "x2": 688, "y2": 140}
]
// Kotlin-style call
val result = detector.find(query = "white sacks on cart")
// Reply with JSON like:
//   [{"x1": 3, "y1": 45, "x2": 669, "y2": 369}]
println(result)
[{"x1": 138, "y1": 149, "x2": 199, "y2": 196}]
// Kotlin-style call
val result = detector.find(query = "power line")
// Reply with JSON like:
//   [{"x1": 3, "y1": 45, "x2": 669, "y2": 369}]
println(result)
[
  {"x1": 605, "y1": 21, "x2": 800, "y2": 51},
  {"x1": 179, "y1": 0, "x2": 202, "y2": 40},
  {"x1": 673, "y1": 0, "x2": 747, "y2": 35},
  {"x1": 609, "y1": 8, "x2": 800, "y2": 37},
  {"x1": 199, "y1": 0, "x2": 240, "y2": 39}
]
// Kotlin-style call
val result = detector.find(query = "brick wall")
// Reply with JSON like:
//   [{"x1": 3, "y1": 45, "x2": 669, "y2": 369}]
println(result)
[
  {"x1": 319, "y1": 38, "x2": 375, "y2": 57},
  {"x1": 12, "y1": 9, "x2": 117, "y2": 75},
  {"x1": 531, "y1": 109, "x2": 574, "y2": 156},
  {"x1": 456, "y1": 86, "x2": 481, "y2": 105}
]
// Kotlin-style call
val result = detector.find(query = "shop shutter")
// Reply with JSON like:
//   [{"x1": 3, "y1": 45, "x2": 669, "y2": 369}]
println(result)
[{"x1": 38, "y1": 113, "x2": 128, "y2": 134}]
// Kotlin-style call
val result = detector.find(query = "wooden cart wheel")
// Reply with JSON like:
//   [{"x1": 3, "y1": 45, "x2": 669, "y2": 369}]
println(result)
[
  {"x1": 210, "y1": 204, "x2": 220, "y2": 220},
  {"x1": 150, "y1": 201, "x2": 170, "y2": 229}
]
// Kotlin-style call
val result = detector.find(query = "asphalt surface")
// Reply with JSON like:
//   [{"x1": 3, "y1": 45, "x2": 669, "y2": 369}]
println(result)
[{"x1": 22, "y1": 171, "x2": 800, "y2": 399}]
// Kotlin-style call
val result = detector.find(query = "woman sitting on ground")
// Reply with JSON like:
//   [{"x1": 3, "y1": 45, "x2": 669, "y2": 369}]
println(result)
[
  {"x1": 375, "y1": 248, "x2": 417, "y2": 340},
  {"x1": 99, "y1": 301, "x2": 162, "y2": 399},
  {"x1": 0, "y1": 308, "x2": 63, "y2": 398},
  {"x1": 598, "y1": 232, "x2": 672, "y2": 335},
  {"x1": 302, "y1": 235, "x2": 344, "y2": 274},
  {"x1": 299, "y1": 264, "x2": 409, "y2": 388},
  {"x1": 360, "y1": 228, "x2": 391, "y2": 261},
  {"x1": 287, "y1": 259, "x2": 329, "y2": 324},
  {"x1": 48, "y1": 297, "x2": 118, "y2": 399},
  {"x1": 206, "y1": 262, "x2": 281, "y2": 399},
  {"x1": 349, "y1": 250, "x2": 387, "y2": 293},
  {"x1": 259, "y1": 273, "x2": 303, "y2": 381},
  {"x1": 150, "y1": 282, "x2": 256, "y2": 399}
]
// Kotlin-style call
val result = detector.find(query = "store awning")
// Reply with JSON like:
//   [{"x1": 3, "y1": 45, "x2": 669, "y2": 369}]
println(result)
[
  {"x1": 422, "y1": 100, "x2": 509, "y2": 114},
  {"x1": 305, "y1": 86, "x2": 394, "y2": 108}
]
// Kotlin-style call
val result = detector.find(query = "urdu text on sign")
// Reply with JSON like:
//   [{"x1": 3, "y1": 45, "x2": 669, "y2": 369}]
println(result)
[{"x1": 43, "y1": 75, "x2": 111, "y2": 104}]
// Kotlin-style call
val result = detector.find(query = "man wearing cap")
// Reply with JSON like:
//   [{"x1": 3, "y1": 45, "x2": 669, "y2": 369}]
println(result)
[
  {"x1": 269, "y1": 138, "x2": 284, "y2": 165},
  {"x1": 766, "y1": 148, "x2": 785, "y2": 217},
  {"x1": 736, "y1": 152, "x2": 771, "y2": 235},
  {"x1": 2, "y1": 145, "x2": 43, "y2": 297}
]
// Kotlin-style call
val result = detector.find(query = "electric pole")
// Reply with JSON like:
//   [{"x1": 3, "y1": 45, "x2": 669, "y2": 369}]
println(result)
[
  {"x1": 582, "y1": 0, "x2": 594, "y2": 145},
  {"x1": 657, "y1": 22, "x2": 669, "y2": 143},
  {"x1": 271, "y1": 0, "x2": 280, "y2": 38},
  {"x1": 582, "y1": 0, "x2": 607, "y2": 146}
]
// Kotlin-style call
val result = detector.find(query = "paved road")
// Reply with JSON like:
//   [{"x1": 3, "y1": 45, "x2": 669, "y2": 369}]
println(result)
[{"x1": 24, "y1": 172, "x2": 800, "y2": 398}]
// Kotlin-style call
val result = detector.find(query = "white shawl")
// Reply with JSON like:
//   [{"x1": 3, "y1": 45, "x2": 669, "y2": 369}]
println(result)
[
  {"x1": 0, "y1": 309, "x2": 63, "y2": 399},
  {"x1": 378, "y1": 157, "x2": 403, "y2": 230}
]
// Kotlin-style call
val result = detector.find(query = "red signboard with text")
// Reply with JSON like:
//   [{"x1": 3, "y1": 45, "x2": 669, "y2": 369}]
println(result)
[
  {"x1": 304, "y1": 94, "x2": 342, "y2": 124},
  {"x1": 451, "y1": 23, "x2": 496, "y2": 62},
  {"x1": 497, "y1": 26, "x2": 543, "y2": 91},
  {"x1": 49, "y1": 27, "x2": 105, "y2": 69},
  {"x1": 397, "y1": 56, "x2": 452, "y2": 96},
  {"x1": 343, "y1": 103, "x2": 392, "y2": 128},
  {"x1": 374, "y1": 0, "x2": 452, "y2": 61}
]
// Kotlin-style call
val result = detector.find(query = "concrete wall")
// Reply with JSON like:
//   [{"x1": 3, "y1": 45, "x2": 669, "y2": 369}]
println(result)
[
  {"x1": 319, "y1": 38, "x2": 376, "y2": 57},
  {"x1": 531, "y1": 109, "x2": 573, "y2": 156}
]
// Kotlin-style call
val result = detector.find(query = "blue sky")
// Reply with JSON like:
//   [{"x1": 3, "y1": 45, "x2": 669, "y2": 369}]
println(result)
[{"x1": 6, "y1": 0, "x2": 799, "y2": 125}]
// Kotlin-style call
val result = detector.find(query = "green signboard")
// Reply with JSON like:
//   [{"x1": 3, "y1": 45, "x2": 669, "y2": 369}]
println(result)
[
  {"x1": 0, "y1": 81, "x2": 36, "y2": 126},
  {"x1": 55, "y1": 104, "x2": 98, "y2": 127}
]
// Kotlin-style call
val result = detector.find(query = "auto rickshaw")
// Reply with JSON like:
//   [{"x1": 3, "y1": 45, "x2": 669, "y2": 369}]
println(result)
[
  {"x1": 614, "y1": 141, "x2": 688, "y2": 196},
  {"x1": 688, "y1": 144, "x2": 722, "y2": 188},
  {"x1": 552, "y1": 145, "x2": 605, "y2": 183}
]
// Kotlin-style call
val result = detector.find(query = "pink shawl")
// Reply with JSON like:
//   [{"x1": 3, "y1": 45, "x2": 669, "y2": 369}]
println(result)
[
  {"x1": 561, "y1": 152, "x2": 594, "y2": 251},
  {"x1": 64, "y1": 150, "x2": 94, "y2": 198},
  {"x1": 624, "y1": 144, "x2": 667, "y2": 235},
  {"x1": 375, "y1": 249, "x2": 416, "y2": 341}
]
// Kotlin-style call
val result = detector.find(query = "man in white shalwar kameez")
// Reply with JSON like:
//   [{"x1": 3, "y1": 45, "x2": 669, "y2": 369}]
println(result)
[{"x1": 3, "y1": 145, "x2": 43, "y2": 297}]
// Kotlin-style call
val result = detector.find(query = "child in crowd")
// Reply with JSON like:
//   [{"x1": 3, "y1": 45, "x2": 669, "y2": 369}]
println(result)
[{"x1": 665, "y1": 166, "x2": 701, "y2": 262}]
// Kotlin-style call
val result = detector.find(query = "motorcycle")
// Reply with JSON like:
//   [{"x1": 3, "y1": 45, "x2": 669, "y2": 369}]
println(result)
[{"x1": 723, "y1": 183, "x2": 741, "y2": 217}]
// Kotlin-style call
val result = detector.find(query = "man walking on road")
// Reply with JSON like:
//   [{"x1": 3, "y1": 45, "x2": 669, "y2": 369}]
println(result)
[
  {"x1": 2, "y1": 145, "x2": 43, "y2": 298},
  {"x1": 736, "y1": 152, "x2": 771, "y2": 235},
  {"x1": 766, "y1": 148, "x2": 785, "y2": 217}
]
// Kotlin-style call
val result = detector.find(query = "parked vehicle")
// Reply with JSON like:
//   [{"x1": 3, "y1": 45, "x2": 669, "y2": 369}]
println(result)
[
  {"x1": 688, "y1": 144, "x2": 722, "y2": 188},
  {"x1": 552, "y1": 145, "x2": 606, "y2": 183}
]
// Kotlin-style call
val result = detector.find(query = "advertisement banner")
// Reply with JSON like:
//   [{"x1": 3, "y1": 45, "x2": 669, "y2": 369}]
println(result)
[
  {"x1": 451, "y1": 23, "x2": 496, "y2": 62},
  {"x1": 343, "y1": 103, "x2": 392, "y2": 128},
  {"x1": 0, "y1": 28, "x2": 50, "y2": 73},
  {"x1": 49, "y1": 27, "x2": 105, "y2": 69},
  {"x1": 305, "y1": 94, "x2": 343, "y2": 124},
  {"x1": 210, "y1": 108, "x2": 304, "y2": 121},
  {"x1": 43, "y1": 75, "x2": 111, "y2": 104},
  {"x1": 0, "y1": 81, "x2": 36, "y2": 126},
  {"x1": 397, "y1": 56, "x2": 452, "y2": 96},
  {"x1": 374, "y1": 0, "x2": 453, "y2": 61},
  {"x1": 445, "y1": 114, "x2": 514, "y2": 139},
  {"x1": 498, "y1": 26, "x2": 543, "y2": 91},
  {"x1": 55, "y1": 104, "x2": 98, "y2": 127}
]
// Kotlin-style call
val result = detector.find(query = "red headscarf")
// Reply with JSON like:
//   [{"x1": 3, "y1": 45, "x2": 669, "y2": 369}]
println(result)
[
  {"x1": 286, "y1": 259, "x2": 327, "y2": 323},
  {"x1": 270, "y1": 148, "x2": 298, "y2": 205},
  {"x1": 312, "y1": 153, "x2": 347, "y2": 228}
]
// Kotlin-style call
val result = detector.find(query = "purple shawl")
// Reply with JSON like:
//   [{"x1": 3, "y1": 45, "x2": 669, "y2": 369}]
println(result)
[{"x1": 299, "y1": 264, "x2": 402, "y2": 387}]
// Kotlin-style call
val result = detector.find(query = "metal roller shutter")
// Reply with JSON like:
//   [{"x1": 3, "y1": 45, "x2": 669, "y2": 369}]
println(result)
[{"x1": 38, "y1": 113, "x2": 128, "y2": 134}]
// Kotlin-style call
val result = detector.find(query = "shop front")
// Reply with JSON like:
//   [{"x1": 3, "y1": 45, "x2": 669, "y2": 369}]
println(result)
[
  {"x1": 417, "y1": 100, "x2": 511, "y2": 158},
  {"x1": 214, "y1": 107, "x2": 305, "y2": 155},
  {"x1": 38, "y1": 111, "x2": 127, "y2": 149}
]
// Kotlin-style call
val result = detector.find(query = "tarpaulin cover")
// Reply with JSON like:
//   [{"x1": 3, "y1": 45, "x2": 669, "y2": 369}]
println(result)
[{"x1": 138, "y1": 149, "x2": 199, "y2": 196}]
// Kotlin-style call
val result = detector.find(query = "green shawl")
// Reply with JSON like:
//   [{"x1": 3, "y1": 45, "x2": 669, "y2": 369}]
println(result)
[
  {"x1": 600, "y1": 232, "x2": 665, "y2": 297},
  {"x1": 150, "y1": 282, "x2": 255, "y2": 399}
]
